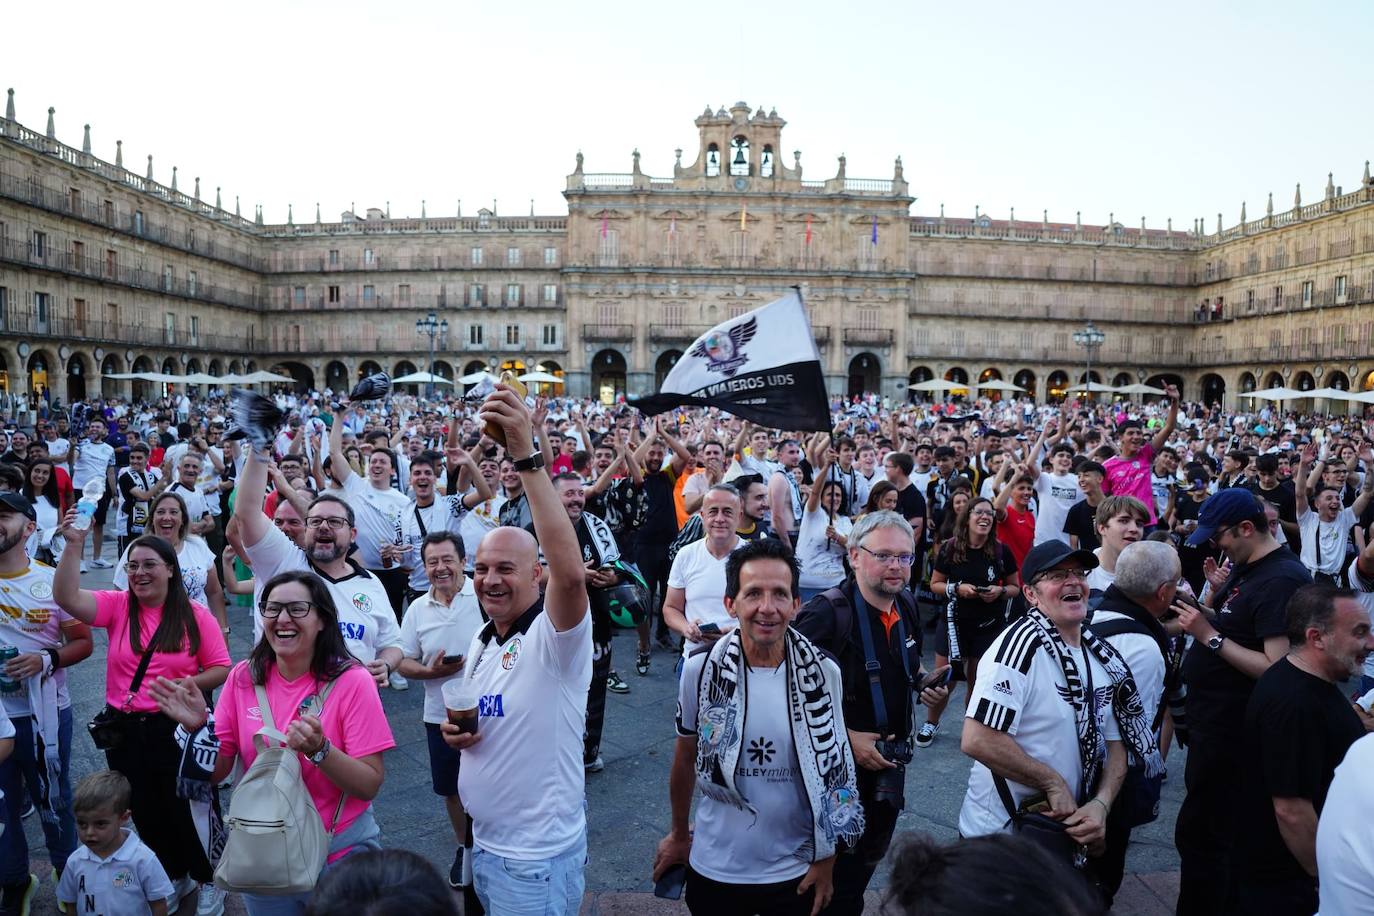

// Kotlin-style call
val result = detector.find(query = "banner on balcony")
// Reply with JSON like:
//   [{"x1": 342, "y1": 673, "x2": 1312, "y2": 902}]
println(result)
[{"x1": 629, "y1": 288, "x2": 832, "y2": 430}]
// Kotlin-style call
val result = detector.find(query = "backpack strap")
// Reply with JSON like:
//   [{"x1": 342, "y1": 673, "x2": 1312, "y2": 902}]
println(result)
[
  {"x1": 1086, "y1": 616, "x2": 1170, "y2": 734},
  {"x1": 252, "y1": 677, "x2": 349, "y2": 833}
]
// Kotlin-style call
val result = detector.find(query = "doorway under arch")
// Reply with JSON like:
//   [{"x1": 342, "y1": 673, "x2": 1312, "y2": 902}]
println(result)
[
  {"x1": 531, "y1": 361, "x2": 564, "y2": 397},
  {"x1": 1265, "y1": 372, "x2": 1285, "y2": 390},
  {"x1": 1046, "y1": 370, "x2": 1070, "y2": 402},
  {"x1": 1112, "y1": 372, "x2": 1133, "y2": 389},
  {"x1": 1013, "y1": 369, "x2": 1037, "y2": 399},
  {"x1": 28, "y1": 351, "x2": 53, "y2": 399},
  {"x1": 1238, "y1": 372, "x2": 1257, "y2": 394},
  {"x1": 272, "y1": 362, "x2": 315, "y2": 394},
  {"x1": 131, "y1": 356, "x2": 154, "y2": 402},
  {"x1": 591, "y1": 350, "x2": 626, "y2": 404},
  {"x1": 66, "y1": 353, "x2": 89, "y2": 402},
  {"x1": 100, "y1": 354, "x2": 124, "y2": 399},
  {"x1": 848, "y1": 354, "x2": 881, "y2": 399},
  {"x1": 655, "y1": 351, "x2": 682, "y2": 390},
  {"x1": 1199, "y1": 373, "x2": 1226, "y2": 407},
  {"x1": 324, "y1": 361, "x2": 349, "y2": 394}
]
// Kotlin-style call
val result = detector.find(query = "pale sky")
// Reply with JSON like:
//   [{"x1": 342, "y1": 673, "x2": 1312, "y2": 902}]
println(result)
[{"x1": 7, "y1": 0, "x2": 1368, "y2": 228}]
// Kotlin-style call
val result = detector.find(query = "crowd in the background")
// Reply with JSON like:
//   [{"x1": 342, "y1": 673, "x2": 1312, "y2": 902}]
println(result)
[{"x1": 0, "y1": 380, "x2": 1371, "y2": 916}]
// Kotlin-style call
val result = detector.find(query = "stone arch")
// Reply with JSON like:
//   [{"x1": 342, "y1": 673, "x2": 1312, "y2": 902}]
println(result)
[
  {"x1": 591, "y1": 350, "x2": 627, "y2": 404},
  {"x1": 1013, "y1": 369, "x2": 1037, "y2": 399},
  {"x1": 943, "y1": 366, "x2": 969, "y2": 397},
  {"x1": 1076, "y1": 370, "x2": 1102, "y2": 385},
  {"x1": 849, "y1": 353, "x2": 881, "y2": 399},
  {"x1": 186, "y1": 358, "x2": 202, "y2": 374},
  {"x1": 66, "y1": 352, "x2": 91, "y2": 402},
  {"x1": 272, "y1": 361, "x2": 314, "y2": 394},
  {"x1": 432, "y1": 360, "x2": 454, "y2": 382},
  {"x1": 324, "y1": 360, "x2": 349, "y2": 394},
  {"x1": 1199, "y1": 373, "x2": 1226, "y2": 407},
  {"x1": 161, "y1": 357, "x2": 177, "y2": 376},
  {"x1": 908, "y1": 366, "x2": 934, "y2": 384},
  {"x1": 28, "y1": 349, "x2": 55, "y2": 400},
  {"x1": 1327, "y1": 370, "x2": 1351, "y2": 392},
  {"x1": 228, "y1": 360, "x2": 243, "y2": 376},
  {"x1": 100, "y1": 353, "x2": 125, "y2": 399},
  {"x1": 531, "y1": 361, "x2": 564, "y2": 396},
  {"x1": 1112, "y1": 372, "x2": 1133, "y2": 389},
  {"x1": 655, "y1": 350, "x2": 683, "y2": 390},
  {"x1": 978, "y1": 367, "x2": 1004, "y2": 400},
  {"x1": 357, "y1": 360, "x2": 383, "y2": 381},
  {"x1": 497, "y1": 359, "x2": 527, "y2": 375},
  {"x1": 1292, "y1": 371, "x2": 1315, "y2": 392},
  {"x1": 1362, "y1": 369, "x2": 1374, "y2": 392},
  {"x1": 1265, "y1": 371, "x2": 1285, "y2": 390},
  {"x1": 131, "y1": 355, "x2": 155, "y2": 402},
  {"x1": 246, "y1": 360, "x2": 259, "y2": 373},
  {"x1": 1046, "y1": 370, "x2": 1070, "y2": 402},
  {"x1": 208, "y1": 359, "x2": 223, "y2": 377},
  {"x1": 1238, "y1": 372, "x2": 1257, "y2": 394},
  {"x1": 394, "y1": 359, "x2": 418, "y2": 379}
]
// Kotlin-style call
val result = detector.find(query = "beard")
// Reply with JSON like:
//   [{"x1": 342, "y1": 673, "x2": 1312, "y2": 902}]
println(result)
[
  {"x1": 0, "y1": 527, "x2": 25, "y2": 556},
  {"x1": 308, "y1": 540, "x2": 348, "y2": 564}
]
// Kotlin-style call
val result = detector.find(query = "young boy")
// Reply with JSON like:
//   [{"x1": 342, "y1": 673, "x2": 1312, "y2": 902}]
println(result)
[{"x1": 58, "y1": 771, "x2": 173, "y2": 916}]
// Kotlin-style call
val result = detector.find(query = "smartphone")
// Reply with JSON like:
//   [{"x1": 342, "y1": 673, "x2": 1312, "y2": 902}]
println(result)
[
  {"x1": 654, "y1": 863, "x2": 687, "y2": 900},
  {"x1": 920, "y1": 667, "x2": 953, "y2": 692},
  {"x1": 1019, "y1": 794, "x2": 1052, "y2": 815},
  {"x1": 697, "y1": 623, "x2": 721, "y2": 636},
  {"x1": 441, "y1": 655, "x2": 463, "y2": 665}
]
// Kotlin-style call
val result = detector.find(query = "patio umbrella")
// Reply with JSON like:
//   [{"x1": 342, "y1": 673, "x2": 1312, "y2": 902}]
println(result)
[
  {"x1": 1343, "y1": 390, "x2": 1374, "y2": 405},
  {"x1": 1114, "y1": 383, "x2": 1167, "y2": 396},
  {"x1": 518, "y1": 371, "x2": 565, "y2": 385},
  {"x1": 180, "y1": 372, "x2": 222, "y2": 385},
  {"x1": 1241, "y1": 387, "x2": 1305, "y2": 401},
  {"x1": 458, "y1": 370, "x2": 500, "y2": 385},
  {"x1": 973, "y1": 378, "x2": 1026, "y2": 392},
  {"x1": 391, "y1": 371, "x2": 454, "y2": 385},
  {"x1": 1070, "y1": 381, "x2": 1118, "y2": 393},
  {"x1": 907, "y1": 379, "x2": 966, "y2": 392},
  {"x1": 235, "y1": 370, "x2": 297, "y2": 384},
  {"x1": 1304, "y1": 387, "x2": 1353, "y2": 401}
]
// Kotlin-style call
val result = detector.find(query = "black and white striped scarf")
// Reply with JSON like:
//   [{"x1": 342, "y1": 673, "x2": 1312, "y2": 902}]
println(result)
[{"x1": 694, "y1": 628, "x2": 865, "y2": 863}]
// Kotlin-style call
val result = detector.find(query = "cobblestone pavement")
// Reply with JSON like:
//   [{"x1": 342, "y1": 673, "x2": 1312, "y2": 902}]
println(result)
[{"x1": 13, "y1": 554, "x2": 1181, "y2": 914}]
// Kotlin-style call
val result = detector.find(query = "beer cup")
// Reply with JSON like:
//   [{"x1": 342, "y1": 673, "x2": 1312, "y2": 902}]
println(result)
[{"x1": 442, "y1": 680, "x2": 481, "y2": 735}]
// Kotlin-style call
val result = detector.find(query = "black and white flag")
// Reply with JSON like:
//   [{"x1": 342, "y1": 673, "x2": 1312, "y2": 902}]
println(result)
[{"x1": 631, "y1": 288, "x2": 831, "y2": 430}]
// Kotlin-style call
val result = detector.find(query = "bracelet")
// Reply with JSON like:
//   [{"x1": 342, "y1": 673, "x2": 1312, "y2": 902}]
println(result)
[
  {"x1": 43, "y1": 648, "x2": 61, "y2": 671},
  {"x1": 1089, "y1": 797, "x2": 1110, "y2": 815}
]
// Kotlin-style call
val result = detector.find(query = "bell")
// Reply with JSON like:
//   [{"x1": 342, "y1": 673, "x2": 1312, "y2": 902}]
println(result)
[
  {"x1": 733, "y1": 145, "x2": 747, "y2": 167},
  {"x1": 708, "y1": 150, "x2": 718, "y2": 168}
]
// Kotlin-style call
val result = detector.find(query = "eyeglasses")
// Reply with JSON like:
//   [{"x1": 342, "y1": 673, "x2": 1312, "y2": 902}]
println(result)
[
  {"x1": 305, "y1": 517, "x2": 349, "y2": 530},
  {"x1": 857, "y1": 546, "x2": 916, "y2": 567},
  {"x1": 123, "y1": 561, "x2": 166, "y2": 575},
  {"x1": 1208, "y1": 523, "x2": 1242, "y2": 547},
  {"x1": 259, "y1": 602, "x2": 314, "y2": 619},
  {"x1": 1033, "y1": 568, "x2": 1090, "y2": 585},
  {"x1": 969, "y1": 509, "x2": 997, "y2": 518}
]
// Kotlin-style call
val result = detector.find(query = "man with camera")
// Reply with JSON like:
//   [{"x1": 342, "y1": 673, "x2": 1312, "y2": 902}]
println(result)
[{"x1": 792, "y1": 510, "x2": 949, "y2": 915}]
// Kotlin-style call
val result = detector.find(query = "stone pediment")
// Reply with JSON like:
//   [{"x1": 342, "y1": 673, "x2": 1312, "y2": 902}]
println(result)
[
  {"x1": 722, "y1": 209, "x2": 759, "y2": 226},
  {"x1": 655, "y1": 209, "x2": 694, "y2": 221},
  {"x1": 652, "y1": 278, "x2": 697, "y2": 299},
  {"x1": 785, "y1": 211, "x2": 827, "y2": 224}
]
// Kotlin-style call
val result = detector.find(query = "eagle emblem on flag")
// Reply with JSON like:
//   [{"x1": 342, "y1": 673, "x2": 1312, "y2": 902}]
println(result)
[{"x1": 691, "y1": 317, "x2": 757, "y2": 377}]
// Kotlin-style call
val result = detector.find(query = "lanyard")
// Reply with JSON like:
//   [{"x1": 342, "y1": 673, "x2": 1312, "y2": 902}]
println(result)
[{"x1": 851, "y1": 586, "x2": 911, "y2": 735}]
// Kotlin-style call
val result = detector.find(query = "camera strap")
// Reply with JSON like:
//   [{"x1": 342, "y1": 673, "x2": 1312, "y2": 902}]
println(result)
[{"x1": 851, "y1": 585, "x2": 911, "y2": 737}]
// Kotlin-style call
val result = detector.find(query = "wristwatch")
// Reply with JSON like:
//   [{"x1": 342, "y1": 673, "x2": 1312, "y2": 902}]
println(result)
[
  {"x1": 512, "y1": 451, "x2": 545, "y2": 473},
  {"x1": 1206, "y1": 634, "x2": 1226, "y2": 652},
  {"x1": 308, "y1": 737, "x2": 332, "y2": 765}
]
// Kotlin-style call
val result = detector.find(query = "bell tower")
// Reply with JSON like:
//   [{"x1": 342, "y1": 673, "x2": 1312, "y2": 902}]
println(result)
[{"x1": 677, "y1": 102, "x2": 796, "y2": 184}]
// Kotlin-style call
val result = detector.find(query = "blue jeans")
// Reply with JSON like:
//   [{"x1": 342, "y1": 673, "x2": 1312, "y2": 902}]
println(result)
[
  {"x1": 472, "y1": 827, "x2": 586, "y2": 916},
  {"x1": 0, "y1": 706, "x2": 76, "y2": 882},
  {"x1": 240, "y1": 807, "x2": 382, "y2": 916}
]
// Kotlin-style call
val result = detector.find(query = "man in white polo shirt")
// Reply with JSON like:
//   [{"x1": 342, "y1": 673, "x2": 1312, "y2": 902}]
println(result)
[
  {"x1": 663, "y1": 486, "x2": 744, "y2": 667},
  {"x1": 441, "y1": 383, "x2": 591, "y2": 916},
  {"x1": 69, "y1": 417, "x2": 117, "y2": 568}
]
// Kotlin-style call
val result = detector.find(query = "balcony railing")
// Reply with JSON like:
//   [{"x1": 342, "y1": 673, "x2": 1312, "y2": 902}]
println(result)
[
  {"x1": 0, "y1": 237, "x2": 264, "y2": 311},
  {"x1": 843, "y1": 328, "x2": 894, "y2": 346},
  {"x1": 649, "y1": 325, "x2": 708, "y2": 342},
  {"x1": 1, "y1": 313, "x2": 246, "y2": 352},
  {"x1": 581, "y1": 323, "x2": 635, "y2": 341}
]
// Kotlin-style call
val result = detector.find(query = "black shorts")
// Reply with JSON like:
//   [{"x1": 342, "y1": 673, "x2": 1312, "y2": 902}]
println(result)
[
  {"x1": 91, "y1": 489, "x2": 113, "y2": 526},
  {"x1": 424, "y1": 722, "x2": 461, "y2": 796}
]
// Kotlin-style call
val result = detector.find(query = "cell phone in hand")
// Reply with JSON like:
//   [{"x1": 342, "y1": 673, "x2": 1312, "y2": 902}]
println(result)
[
  {"x1": 654, "y1": 863, "x2": 687, "y2": 900},
  {"x1": 697, "y1": 623, "x2": 721, "y2": 636},
  {"x1": 920, "y1": 667, "x2": 953, "y2": 692},
  {"x1": 441, "y1": 655, "x2": 463, "y2": 665}
]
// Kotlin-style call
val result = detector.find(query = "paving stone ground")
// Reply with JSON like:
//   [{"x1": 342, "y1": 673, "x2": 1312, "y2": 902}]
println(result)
[{"x1": 14, "y1": 554, "x2": 1180, "y2": 914}]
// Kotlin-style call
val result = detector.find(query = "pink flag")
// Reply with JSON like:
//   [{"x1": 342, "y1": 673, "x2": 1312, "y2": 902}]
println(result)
[
  {"x1": 805, "y1": 214, "x2": 812, "y2": 245},
  {"x1": 600, "y1": 212, "x2": 607, "y2": 239}
]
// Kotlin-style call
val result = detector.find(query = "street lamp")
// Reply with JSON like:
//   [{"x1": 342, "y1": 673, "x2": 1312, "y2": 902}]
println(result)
[
  {"x1": 415, "y1": 312, "x2": 448, "y2": 400},
  {"x1": 1072, "y1": 320, "x2": 1106, "y2": 400}
]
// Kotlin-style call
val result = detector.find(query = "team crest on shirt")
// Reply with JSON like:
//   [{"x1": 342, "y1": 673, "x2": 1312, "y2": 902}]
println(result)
[
  {"x1": 500, "y1": 639, "x2": 522, "y2": 670},
  {"x1": 352, "y1": 593, "x2": 373, "y2": 614},
  {"x1": 28, "y1": 581, "x2": 52, "y2": 601},
  {"x1": 112, "y1": 869, "x2": 134, "y2": 888},
  {"x1": 699, "y1": 704, "x2": 738, "y2": 752}
]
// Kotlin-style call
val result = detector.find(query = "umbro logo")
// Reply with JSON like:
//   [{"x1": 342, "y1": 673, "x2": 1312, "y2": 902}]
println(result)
[{"x1": 993, "y1": 679, "x2": 1013, "y2": 696}]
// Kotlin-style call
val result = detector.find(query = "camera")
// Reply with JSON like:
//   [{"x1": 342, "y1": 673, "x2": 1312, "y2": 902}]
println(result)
[{"x1": 872, "y1": 737, "x2": 914, "y2": 809}]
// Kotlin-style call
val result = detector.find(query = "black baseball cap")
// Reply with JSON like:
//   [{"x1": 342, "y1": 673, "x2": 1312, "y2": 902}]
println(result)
[
  {"x1": 1021, "y1": 540, "x2": 1098, "y2": 586},
  {"x1": 0, "y1": 493, "x2": 37, "y2": 521}
]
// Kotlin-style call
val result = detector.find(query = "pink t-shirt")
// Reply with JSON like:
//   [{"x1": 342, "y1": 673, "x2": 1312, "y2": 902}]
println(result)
[
  {"x1": 1102, "y1": 443, "x2": 1158, "y2": 524},
  {"x1": 92, "y1": 591, "x2": 232, "y2": 713},
  {"x1": 214, "y1": 662, "x2": 395, "y2": 839}
]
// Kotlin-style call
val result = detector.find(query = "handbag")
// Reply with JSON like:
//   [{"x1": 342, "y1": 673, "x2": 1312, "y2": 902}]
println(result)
[
  {"x1": 87, "y1": 633, "x2": 158, "y2": 751},
  {"x1": 995, "y1": 775, "x2": 1084, "y2": 869}
]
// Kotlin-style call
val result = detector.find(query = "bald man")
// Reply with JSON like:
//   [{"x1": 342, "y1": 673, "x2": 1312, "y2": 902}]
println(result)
[{"x1": 441, "y1": 385, "x2": 591, "y2": 915}]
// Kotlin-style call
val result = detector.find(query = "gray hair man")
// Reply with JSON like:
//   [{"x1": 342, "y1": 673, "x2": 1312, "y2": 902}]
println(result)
[
  {"x1": 1085, "y1": 540, "x2": 1191, "y2": 905},
  {"x1": 793, "y1": 510, "x2": 949, "y2": 914}
]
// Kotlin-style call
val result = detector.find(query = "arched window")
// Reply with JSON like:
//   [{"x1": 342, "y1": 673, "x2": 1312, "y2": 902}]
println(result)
[
  {"x1": 730, "y1": 136, "x2": 750, "y2": 177},
  {"x1": 705, "y1": 144, "x2": 721, "y2": 177},
  {"x1": 760, "y1": 145, "x2": 774, "y2": 178}
]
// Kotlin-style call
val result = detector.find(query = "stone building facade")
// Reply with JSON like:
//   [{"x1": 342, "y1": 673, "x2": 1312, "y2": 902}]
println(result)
[{"x1": 3, "y1": 91, "x2": 1372, "y2": 410}]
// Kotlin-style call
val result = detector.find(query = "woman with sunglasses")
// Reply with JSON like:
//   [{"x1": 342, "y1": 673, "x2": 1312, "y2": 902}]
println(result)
[
  {"x1": 151, "y1": 570, "x2": 395, "y2": 916},
  {"x1": 111, "y1": 491, "x2": 230, "y2": 634},
  {"x1": 922, "y1": 498, "x2": 1021, "y2": 746},
  {"x1": 53, "y1": 519, "x2": 231, "y2": 913}
]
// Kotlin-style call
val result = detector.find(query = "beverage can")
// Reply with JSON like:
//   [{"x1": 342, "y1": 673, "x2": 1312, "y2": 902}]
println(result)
[{"x1": 0, "y1": 645, "x2": 20, "y2": 694}]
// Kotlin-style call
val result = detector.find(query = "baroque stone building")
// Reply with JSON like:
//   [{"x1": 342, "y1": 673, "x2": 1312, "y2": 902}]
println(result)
[{"x1": 3, "y1": 92, "x2": 1372, "y2": 410}]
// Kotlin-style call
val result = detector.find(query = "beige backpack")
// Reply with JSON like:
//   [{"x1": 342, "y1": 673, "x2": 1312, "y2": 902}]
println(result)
[{"x1": 213, "y1": 680, "x2": 345, "y2": 895}]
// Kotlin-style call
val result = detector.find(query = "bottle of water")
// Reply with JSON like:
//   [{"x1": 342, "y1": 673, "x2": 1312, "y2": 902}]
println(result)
[{"x1": 72, "y1": 480, "x2": 104, "y2": 531}]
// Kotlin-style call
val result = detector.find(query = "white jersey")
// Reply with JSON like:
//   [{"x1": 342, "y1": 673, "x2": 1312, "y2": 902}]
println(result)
[
  {"x1": 458, "y1": 604, "x2": 591, "y2": 860},
  {"x1": 1033, "y1": 472, "x2": 1082, "y2": 546},
  {"x1": 1317, "y1": 733, "x2": 1374, "y2": 916},
  {"x1": 399, "y1": 496, "x2": 470, "y2": 592},
  {"x1": 57, "y1": 829, "x2": 173, "y2": 916},
  {"x1": 115, "y1": 467, "x2": 161, "y2": 538},
  {"x1": 459, "y1": 496, "x2": 505, "y2": 574},
  {"x1": 166, "y1": 482, "x2": 216, "y2": 522},
  {"x1": 112, "y1": 537, "x2": 216, "y2": 605},
  {"x1": 676, "y1": 651, "x2": 829, "y2": 884},
  {"x1": 242, "y1": 523, "x2": 400, "y2": 660},
  {"x1": 0, "y1": 564, "x2": 76, "y2": 713},
  {"x1": 959, "y1": 618, "x2": 1121, "y2": 837},
  {"x1": 1298, "y1": 507, "x2": 1357, "y2": 578},
  {"x1": 341, "y1": 474, "x2": 410, "y2": 570},
  {"x1": 70, "y1": 440, "x2": 114, "y2": 491}
]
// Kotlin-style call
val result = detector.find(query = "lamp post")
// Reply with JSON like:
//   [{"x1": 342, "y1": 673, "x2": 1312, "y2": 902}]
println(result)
[
  {"x1": 1071, "y1": 320, "x2": 1106, "y2": 401},
  {"x1": 415, "y1": 312, "x2": 448, "y2": 401}
]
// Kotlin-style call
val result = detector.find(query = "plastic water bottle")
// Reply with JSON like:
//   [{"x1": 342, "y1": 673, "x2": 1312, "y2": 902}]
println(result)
[{"x1": 72, "y1": 480, "x2": 104, "y2": 531}]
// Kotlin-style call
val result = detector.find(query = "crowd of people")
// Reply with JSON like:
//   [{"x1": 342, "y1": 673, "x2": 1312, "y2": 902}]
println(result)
[{"x1": 0, "y1": 377, "x2": 1371, "y2": 916}]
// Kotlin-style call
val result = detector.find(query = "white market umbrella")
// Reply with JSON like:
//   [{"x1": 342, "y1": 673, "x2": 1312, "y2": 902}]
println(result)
[
  {"x1": 1070, "y1": 381, "x2": 1118, "y2": 393},
  {"x1": 973, "y1": 378, "x2": 1026, "y2": 392},
  {"x1": 180, "y1": 372, "x2": 222, "y2": 385},
  {"x1": 1242, "y1": 386, "x2": 1305, "y2": 401},
  {"x1": 458, "y1": 370, "x2": 500, "y2": 385},
  {"x1": 1114, "y1": 383, "x2": 1167, "y2": 396},
  {"x1": 1305, "y1": 387, "x2": 1354, "y2": 401},
  {"x1": 907, "y1": 379, "x2": 966, "y2": 392},
  {"x1": 518, "y1": 371, "x2": 564, "y2": 385},
  {"x1": 391, "y1": 371, "x2": 454, "y2": 385},
  {"x1": 234, "y1": 370, "x2": 296, "y2": 384},
  {"x1": 1343, "y1": 390, "x2": 1374, "y2": 405}
]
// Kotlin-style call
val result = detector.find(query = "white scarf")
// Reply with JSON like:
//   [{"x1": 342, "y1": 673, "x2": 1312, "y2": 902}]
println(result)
[{"x1": 694, "y1": 628, "x2": 865, "y2": 863}]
